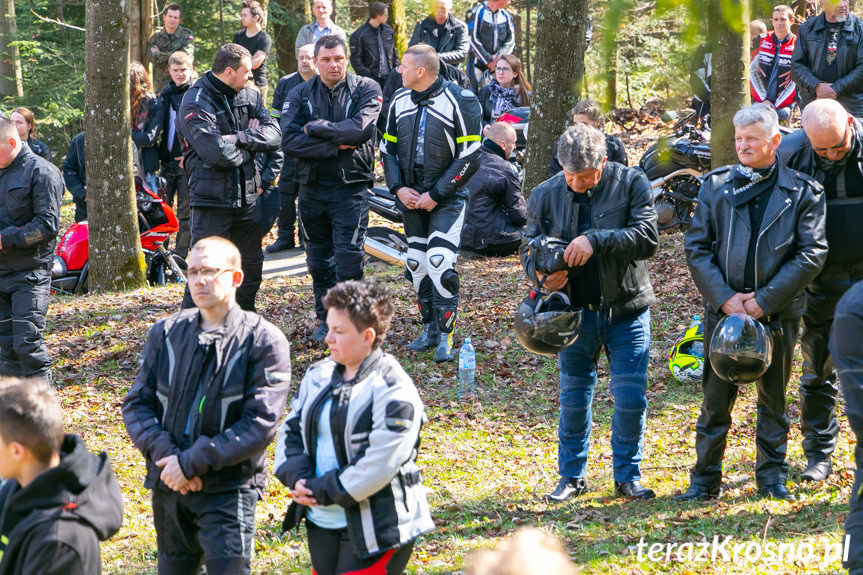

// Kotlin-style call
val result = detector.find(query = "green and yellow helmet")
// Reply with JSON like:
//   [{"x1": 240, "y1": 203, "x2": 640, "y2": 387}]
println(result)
[{"x1": 668, "y1": 318, "x2": 705, "y2": 384}]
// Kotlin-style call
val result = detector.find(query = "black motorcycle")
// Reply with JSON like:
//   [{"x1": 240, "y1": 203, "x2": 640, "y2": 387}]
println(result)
[{"x1": 639, "y1": 112, "x2": 711, "y2": 233}]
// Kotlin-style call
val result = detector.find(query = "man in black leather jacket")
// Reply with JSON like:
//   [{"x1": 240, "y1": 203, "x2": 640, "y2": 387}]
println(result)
[
  {"x1": 177, "y1": 43, "x2": 280, "y2": 313},
  {"x1": 349, "y1": 2, "x2": 399, "y2": 88},
  {"x1": 678, "y1": 104, "x2": 827, "y2": 502},
  {"x1": 409, "y1": 0, "x2": 469, "y2": 65},
  {"x1": 791, "y1": 0, "x2": 863, "y2": 116},
  {"x1": 381, "y1": 44, "x2": 482, "y2": 362},
  {"x1": 281, "y1": 35, "x2": 382, "y2": 341},
  {"x1": 520, "y1": 123, "x2": 658, "y2": 503},
  {"x1": 777, "y1": 99, "x2": 863, "y2": 482},
  {"x1": 0, "y1": 118, "x2": 63, "y2": 381}
]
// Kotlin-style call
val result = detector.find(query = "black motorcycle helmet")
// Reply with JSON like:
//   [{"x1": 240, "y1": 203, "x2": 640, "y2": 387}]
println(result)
[
  {"x1": 708, "y1": 313, "x2": 773, "y2": 385},
  {"x1": 515, "y1": 290, "x2": 582, "y2": 356}
]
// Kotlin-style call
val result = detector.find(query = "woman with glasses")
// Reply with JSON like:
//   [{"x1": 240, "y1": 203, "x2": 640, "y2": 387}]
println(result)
[
  {"x1": 477, "y1": 53, "x2": 531, "y2": 125},
  {"x1": 275, "y1": 280, "x2": 434, "y2": 575}
]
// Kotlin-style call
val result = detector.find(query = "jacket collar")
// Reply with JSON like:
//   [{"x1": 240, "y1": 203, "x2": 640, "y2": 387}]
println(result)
[
  {"x1": 334, "y1": 348, "x2": 384, "y2": 384},
  {"x1": 0, "y1": 142, "x2": 31, "y2": 174},
  {"x1": 810, "y1": 11, "x2": 856, "y2": 33}
]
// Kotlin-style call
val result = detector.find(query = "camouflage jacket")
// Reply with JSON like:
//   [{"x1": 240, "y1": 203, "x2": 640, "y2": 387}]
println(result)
[{"x1": 147, "y1": 26, "x2": 195, "y2": 90}]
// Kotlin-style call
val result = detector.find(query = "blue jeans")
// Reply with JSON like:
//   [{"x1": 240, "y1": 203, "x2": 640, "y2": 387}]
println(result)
[{"x1": 557, "y1": 307, "x2": 651, "y2": 482}]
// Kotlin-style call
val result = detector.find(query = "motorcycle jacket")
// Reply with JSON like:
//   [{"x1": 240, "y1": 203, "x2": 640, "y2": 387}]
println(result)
[
  {"x1": 0, "y1": 144, "x2": 63, "y2": 271},
  {"x1": 269, "y1": 72, "x2": 309, "y2": 180},
  {"x1": 685, "y1": 162, "x2": 827, "y2": 318},
  {"x1": 520, "y1": 164, "x2": 658, "y2": 318},
  {"x1": 467, "y1": 2, "x2": 515, "y2": 68},
  {"x1": 792, "y1": 12, "x2": 863, "y2": 115},
  {"x1": 280, "y1": 72, "x2": 382, "y2": 187},
  {"x1": 409, "y1": 15, "x2": 470, "y2": 65},
  {"x1": 380, "y1": 79, "x2": 482, "y2": 202},
  {"x1": 274, "y1": 349, "x2": 435, "y2": 559},
  {"x1": 177, "y1": 72, "x2": 281, "y2": 209},
  {"x1": 122, "y1": 305, "x2": 292, "y2": 494},
  {"x1": 750, "y1": 32, "x2": 797, "y2": 109},
  {"x1": 462, "y1": 143, "x2": 526, "y2": 250}
]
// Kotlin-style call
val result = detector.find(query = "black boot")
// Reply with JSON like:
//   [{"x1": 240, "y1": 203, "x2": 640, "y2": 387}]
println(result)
[
  {"x1": 407, "y1": 299, "x2": 439, "y2": 352},
  {"x1": 434, "y1": 306, "x2": 457, "y2": 363}
]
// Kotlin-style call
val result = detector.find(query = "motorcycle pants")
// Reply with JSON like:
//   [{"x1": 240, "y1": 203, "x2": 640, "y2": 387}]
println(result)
[{"x1": 0, "y1": 268, "x2": 51, "y2": 378}]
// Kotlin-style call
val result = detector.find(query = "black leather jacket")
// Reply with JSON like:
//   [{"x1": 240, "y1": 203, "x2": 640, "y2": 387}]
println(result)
[
  {"x1": 349, "y1": 21, "x2": 399, "y2": 80},
  {"x1": 462, "y1": 145, "x2": 526, "y2": 249},
  {"x1": 520, "y1": 164, "x2": 658, "y2": 317},
  {"x1": 791, "y1": 12, "x2": 863, "y2": 115},
  {"x1": 409, "y1": 15, "x2": 470, "y2": 65},
  {"x1": 177, "y1": 72, "x2": 280, "y2": 209},
  {"x1": 0, "y1": 144, "x2": 63, "y2": 271},
  {"x1": 685, "y1": 162, "x2": 827, "y2": 318},
  {"x1": 380, "y1": 80, "x2": 483, "y2": 202},
  {"x1": 777, "y1": 117, "x2": 863, "y2": 182},
  {"x1": 281, "y1": 73, "x2": 382, "y2": 187}
]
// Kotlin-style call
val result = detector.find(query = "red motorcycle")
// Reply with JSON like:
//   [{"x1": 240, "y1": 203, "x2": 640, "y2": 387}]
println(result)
[{"x1": 51, "y1": 177, "x2": 187, "y2": 294}]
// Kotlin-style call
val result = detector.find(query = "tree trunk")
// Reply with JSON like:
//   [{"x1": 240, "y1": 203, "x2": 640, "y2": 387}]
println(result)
[
  {"x1": 350, "y1": 0, "x2": 366, "y2": 23},
  {"x1": 130, "y1": 0, "x2": 153, "y2": 65},
  {"x1": 85, "y1": 0, "x2": 147, "y2": 292},
  {"x1": 709, "y1": 0, "x2": 750, "y2": 168},
  {"x1": 386, "y1": 0, "x2": 407, "y2": 57},
  {"x1": 0, "y1": 0, "x2": 23, "y2": 97},
  {"x1": 606, "y1": 41, "x2": 617, "y2": 110},
  {"x1": 524, "y1": 0, "x2": 531, "y2": 83},
  {"x1": 272, "y1": 0, "x2": 309, "y2": 76},
  {"x1": 522, "y1": 0, "x2": 588, "y2": 195}
]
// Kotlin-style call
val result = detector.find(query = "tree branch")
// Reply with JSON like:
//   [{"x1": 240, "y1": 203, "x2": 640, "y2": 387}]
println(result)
[{"x1": 29, "y1": 9, "x2": 85, "y2": 32}]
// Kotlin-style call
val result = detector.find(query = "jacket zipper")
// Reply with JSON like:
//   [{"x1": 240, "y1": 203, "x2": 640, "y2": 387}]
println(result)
[{"x1": 754, "y1": 200, "x2": 791, "y2": 291}]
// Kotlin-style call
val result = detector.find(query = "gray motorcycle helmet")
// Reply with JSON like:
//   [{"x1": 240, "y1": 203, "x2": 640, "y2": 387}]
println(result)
[
  {"x1": 708, "y1": 313, "x2": 774, "y2": 385},
  {"x1": 515, "y1": 290, "x2": 582, "y2": 356}
]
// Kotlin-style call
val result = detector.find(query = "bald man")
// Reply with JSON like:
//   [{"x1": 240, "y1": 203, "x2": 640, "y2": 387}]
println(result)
[
  {"x1": 461, "y1": 122, "x2": 525, "y2": 256},
  {"x1": 778, "y1": 98, "x2": 863, "y2": 482}
]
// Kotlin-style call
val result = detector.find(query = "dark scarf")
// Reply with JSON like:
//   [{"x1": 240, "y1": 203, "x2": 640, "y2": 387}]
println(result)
[
  {"x1": 482, "y1": 138, "x2": 507, "y2": 160},
  {"x1": 729, "y1": 162, "x2": 778, "y2": 207},
  {"x1": 411, "y1": 75, "x2": 444, "y2": 104},
  {"x1": 489, "y1": 79, "x2": 520, "y2": 118},
  {"x1": 817, "y1": 132, "x2": 859, "y2": 175},
  {"x1": 207, "y1": 71, "x2": 238, "y2": 100}
]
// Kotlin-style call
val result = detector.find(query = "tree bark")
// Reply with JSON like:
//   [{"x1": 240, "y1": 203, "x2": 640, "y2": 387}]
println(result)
[
  {"x1": 130, "y1": 0, "x2": 153, "y2": 65},
  {"x1": 85, "y1": 0, "x2": 147, "y2": 291},
  {"x1": 386, "y1": 0, "x2": 407, "y2": 56},
  {"x1": 709, "y1": 0, "x2": 750, "y2": 168},
  {"x1": 522, "y1": 0, "x2": 588, "y2": 195},
  {"x1": 0, "y1": 0, "x2": 23, "y2": 97},
  {"x1": 272, "y1": 0, "x2": 309, "y2": 76}
]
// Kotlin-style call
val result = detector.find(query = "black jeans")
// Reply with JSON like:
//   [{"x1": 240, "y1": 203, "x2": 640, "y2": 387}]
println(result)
[
  {"x1": 799, "y1": 262, "x2": 863, "y2": 463},
  {"x1": 275, "y1": 174, "x2": 300, "y2": 245},
  {"x1": 690, "y1": 308, "x2": 799, "y2": 488},
  {"x1": 160, "y1": 162, "x2": 191, "y2": 257},
  {"x1": 152, "y1": 487, "x2": 258, "y2": 575},
  {"x1": 298, "y1": 184, "x2": 368, "y2": 321},
  {"x1": 0, "y1": 268, "x2": 51, "y2": 377},
  {"x1": 306, "y1": 520, "x2": 413, "y2": 575},
  {"x1": 258, "y1": 185, "x2": 280, "y2": 239},
  {"x1": 183, "y1": 203, "x2": 263, "y2": 312}
]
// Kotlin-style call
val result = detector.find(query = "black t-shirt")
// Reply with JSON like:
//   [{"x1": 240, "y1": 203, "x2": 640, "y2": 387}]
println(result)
[
  {"x1": 818, "y1": 22, "x2": 843, "y2": 85},
  {"x1": 566, "y1": 192, "x2": 601, "y2": 308},
  {"x1": 232, "y1": 29, "x2": 273, "y2": 86}
]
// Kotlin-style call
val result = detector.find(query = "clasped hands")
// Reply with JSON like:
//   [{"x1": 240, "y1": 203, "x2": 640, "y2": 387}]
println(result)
[
  {"x1": 535, "y1": 235, "x2": 594, "y2": 291},
  {"x1": 155, "y1": 454, "x2": 202, "y2": 495},
  {"x1": 397, "y1": 187, "x2": 438, "y2": 211},
  {"x1": 292, "y1": 478, "x2": 319, "y2": 506},
  {"x1": 721, "y1": 292, "x2": 764, "y2": 319}
]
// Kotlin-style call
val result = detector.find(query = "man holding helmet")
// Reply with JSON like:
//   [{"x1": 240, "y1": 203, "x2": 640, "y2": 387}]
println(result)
[
  {"x1": 519, "y1": 123, "x2": 659, "y2": 502},
  {"x1": 679, "y1": 104, "x2": 828, "y2": 502}
]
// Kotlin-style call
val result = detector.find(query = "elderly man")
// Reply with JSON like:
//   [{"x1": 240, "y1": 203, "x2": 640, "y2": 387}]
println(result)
[
  {"x1": 295, "y1": 0, "x2": 346, "y2": 53},
  {"x1": 791, "y1": 0, "x2": 863, "y2": 116},
  {"x1": 678, "y1": 104, "x2": 827, "y2": 502},
  {"x1": 409, "y1": 0, "x2": 469, "y2": 66},
  {"x1": 777, "y1": 98, "x2": 863, "y2": 482},
  {"x1": 520, "y1": 123, "x2": 659, "y2": 502}
]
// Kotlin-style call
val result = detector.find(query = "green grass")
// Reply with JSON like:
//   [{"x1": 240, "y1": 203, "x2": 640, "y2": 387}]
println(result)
[{"x1": 46, "y1": 232, "x2": 856, "y2": 574}]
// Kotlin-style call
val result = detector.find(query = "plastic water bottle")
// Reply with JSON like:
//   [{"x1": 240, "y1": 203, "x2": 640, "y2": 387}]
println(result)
[
  {"x1": 690, "y1": 315, "x2": 704, "y2": 358},
  {"x1": 458, "y1": 338, "x2": 476, "y2": 400}
]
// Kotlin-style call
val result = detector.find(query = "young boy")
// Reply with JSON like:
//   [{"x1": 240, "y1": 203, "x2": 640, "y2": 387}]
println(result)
[{"x1": 0, "y1": 378, "x2": 123, "y2": 575}]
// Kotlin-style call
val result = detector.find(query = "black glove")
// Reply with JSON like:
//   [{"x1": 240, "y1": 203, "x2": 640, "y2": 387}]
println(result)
[{"x1": 527, "y1": 236, "x2": 569, "y2": 275}]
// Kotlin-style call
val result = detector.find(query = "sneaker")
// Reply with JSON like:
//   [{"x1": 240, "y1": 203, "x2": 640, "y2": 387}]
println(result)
[
  {"x1": 309, "y1": 323, "x2": 328, "y2": 342},
  {"x1": 544, "y1": 477, "x2": 588, "y2": 503}
]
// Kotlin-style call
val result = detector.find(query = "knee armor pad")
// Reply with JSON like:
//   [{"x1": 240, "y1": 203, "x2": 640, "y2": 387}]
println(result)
[{"x1": 440, "y1": 269, "x2": 460, "y2": 295}]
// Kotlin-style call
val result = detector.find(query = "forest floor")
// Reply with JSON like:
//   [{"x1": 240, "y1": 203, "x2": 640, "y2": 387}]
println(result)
[{"x1": 47, "y1": 116, "x2": 853, "y2": 574}]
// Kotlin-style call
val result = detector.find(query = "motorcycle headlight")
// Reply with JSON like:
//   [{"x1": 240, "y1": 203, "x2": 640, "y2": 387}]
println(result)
[{"x1": 51, "y1": 255, "x2": 67, "y2": 279}]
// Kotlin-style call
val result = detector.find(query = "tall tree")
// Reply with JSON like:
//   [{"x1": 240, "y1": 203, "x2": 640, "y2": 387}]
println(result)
[
  {"x1": 386, "y1": 0, "x2": 407, "y2": 56},
  {"x1": 709, "y1": 0, "x2": 749, "y2": 167},
  {"x1": 0, "y1": 0, "x2": 23, "y2": 97},
  {"x1": 130, "y1": 0, "x2": 153, "y2": 65},
  {"x1": 272, "y1": 0, "x2": 309, "y2": 75},
  {"x1": 522, "y1": 0, "x2": 589, "y2": 195},
  {"x1": 85, "y1": 0, "x2": 147, "y2": 291}
]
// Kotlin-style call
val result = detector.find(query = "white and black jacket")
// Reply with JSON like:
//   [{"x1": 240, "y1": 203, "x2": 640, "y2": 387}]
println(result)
[{"x1": 274, "y1": 349, "x2": 435, "y2": 558}]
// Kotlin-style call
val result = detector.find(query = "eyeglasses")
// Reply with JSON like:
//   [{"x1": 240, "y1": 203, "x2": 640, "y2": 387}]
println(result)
[
  {"x1": 187, "y1": 267, "x2": 234, "y2": 281},
  {"x1": 495, "y1": 66, "x2": 512, "y2": 72},
  {"x1": 812, "y1": 123, "x2": 852, "y2": 153}
]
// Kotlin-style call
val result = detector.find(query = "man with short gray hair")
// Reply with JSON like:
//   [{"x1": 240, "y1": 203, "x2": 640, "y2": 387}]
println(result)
[
  {"x1": 679, "y1": 104, "x2": 827, "y2": 502},
  {"x1": 519, "y1": 122, "x2": 659, "y2": 502}
]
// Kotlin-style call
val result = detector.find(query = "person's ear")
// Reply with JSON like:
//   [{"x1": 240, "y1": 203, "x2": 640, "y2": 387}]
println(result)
[
  {"x1": 231, "y1": 269, "x2": 244, "y2": 287},
  {"x1": 363, "y1": 326, "x2": 376, "y2": 348}
]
